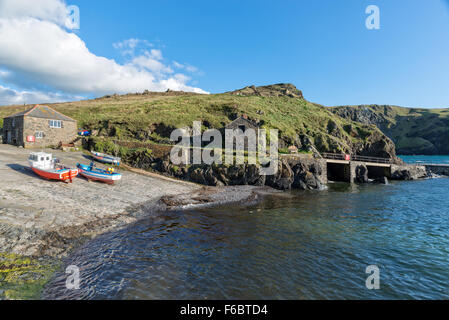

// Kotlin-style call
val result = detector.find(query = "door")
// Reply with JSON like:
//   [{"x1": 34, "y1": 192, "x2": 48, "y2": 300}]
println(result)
[{"x1": 6, "y1": 130, "x2": 11, "y2": 143}]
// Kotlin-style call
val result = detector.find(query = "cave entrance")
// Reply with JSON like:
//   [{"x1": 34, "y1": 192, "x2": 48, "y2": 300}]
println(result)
[{"x1": 327, "y1": 162, "x2": 351, "y2": 182}]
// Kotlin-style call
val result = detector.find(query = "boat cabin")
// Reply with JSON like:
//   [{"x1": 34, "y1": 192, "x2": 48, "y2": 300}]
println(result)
[{"x1": 28, "y1": 152, "x2": 55, "y2": 170}]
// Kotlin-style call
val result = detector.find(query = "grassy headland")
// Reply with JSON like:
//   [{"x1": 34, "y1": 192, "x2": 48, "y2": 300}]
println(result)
[{"x1": 0, "y1": 84, "x2": 396, "y2": 158}]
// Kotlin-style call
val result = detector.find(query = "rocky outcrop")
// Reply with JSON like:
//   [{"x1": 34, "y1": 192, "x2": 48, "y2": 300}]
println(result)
[
  {"x1": 331, "y1": 105, "x2": 390, "y2": 128},
  {"x1": 265, "y1": 159, "x2": 295, "y2": 190},
  {"x1": 183, "y1": 159, "x2": 326, "y2": 191},
  {"x1": 353, "y1": 130, "x2": 399, "y2": 161},
  {"x1": 124, "y1": 151, "x2": 328, "y2": 191},
  {"x1": 287, "y1": 158, "x2": 327, "y2": 190},
  {"x1": 228, "y1": 83, "x2": 304, "y2": 99},
  {"x1": 390, "y1": 164, "x2": 427, "y2": 180},
  {"x1": 354, "y1": 164, "x2": 369, "y2": 183}
]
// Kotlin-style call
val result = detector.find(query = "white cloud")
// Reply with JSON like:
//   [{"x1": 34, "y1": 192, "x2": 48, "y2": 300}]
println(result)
[
  {"x1": 131, "y1": 50, "x2": 173, "y2": 75},
  {"x1": 0, "y1": 0, "x2": 207, "y2": 105},
  {"x1": 113, "y1": 38, "x2": 153, "y2": 57},
  {"x1": 0, "y1": 84, "x2": 79, "y2": 106},
  {"x1": 149, "y1": 49, "x2": 163, "y2": 60},
  {"x1": 0, "y1": 0, "x2": 69, "y2": 27},
  {"x1": 173, "y1": 61, "x2": 184, "y2": 69},
  {"x1": 173, "y1": 61, "x2": 200, "y2": 74}
]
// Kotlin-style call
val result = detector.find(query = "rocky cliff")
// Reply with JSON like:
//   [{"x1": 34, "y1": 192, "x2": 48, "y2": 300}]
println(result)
[{"x1": 331, "y1": 105, "x2": 449, "y2": 155}]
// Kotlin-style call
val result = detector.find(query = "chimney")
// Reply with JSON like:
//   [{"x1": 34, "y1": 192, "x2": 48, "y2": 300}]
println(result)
[{"x1": 242, "y1": 114, "x2": 248, "y2": 119}]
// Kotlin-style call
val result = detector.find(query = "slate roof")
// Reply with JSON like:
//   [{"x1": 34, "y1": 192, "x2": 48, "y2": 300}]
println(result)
[
  {"x1": 225, "y1": 116, "x2": 259, "y2": 128},
  {"x1": 4, "y1": 105, "x2": 76, "y2": 122}
]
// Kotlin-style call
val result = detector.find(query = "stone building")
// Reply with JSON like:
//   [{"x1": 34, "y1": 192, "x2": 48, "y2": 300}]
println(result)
[
  {"x1": 224, "y1": 115, "x2": 260, "y2": 150},
  {"x1": 2, "y1": 105, "x2": 77, "y2": 148},
  {"x1": 225, "y1": 114, "x2": 259, "y2": 133}
]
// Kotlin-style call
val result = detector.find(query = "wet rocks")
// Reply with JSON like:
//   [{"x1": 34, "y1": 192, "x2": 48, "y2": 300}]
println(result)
[
  {"x1": 245, "y1": 164, "x2": 266, "y2": 186},
  {"x1": 265, "y1": 160, "x2": 295, "y2": 190},
  {"x1": 288, "y1": 159, "x2": 326, "y2": 190},
  {"x1": 158, "y1": 185, "x2": 275, "y2": 210},
  {"x1": 355, "y1": 164, "x2": 369, "y2": 183},
  {"x1": 391, "y1": 164, "x2": 427, "y2": 180},
  {"x1": 150, "y1": 155, "x2": 327, "y2": 191}
]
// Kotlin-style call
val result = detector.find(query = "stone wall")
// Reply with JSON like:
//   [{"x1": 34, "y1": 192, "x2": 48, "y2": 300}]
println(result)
[
  {"x1": 2, "y1": 116, "x2": 24, "y2": 146},
  {"x1": 23, "y1": 117, "x2": 77, "y2": 148}
]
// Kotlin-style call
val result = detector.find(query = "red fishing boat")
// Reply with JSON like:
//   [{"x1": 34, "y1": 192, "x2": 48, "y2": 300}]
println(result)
[{"x1": 28, "y1": 152, "x2": 78, "y2": 182}]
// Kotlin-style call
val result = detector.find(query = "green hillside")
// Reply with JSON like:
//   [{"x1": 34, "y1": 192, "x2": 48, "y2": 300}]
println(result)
[
  {"x1": 0, "y1": 84, "x2": 396, "y2": 158},
  {"x1": 331, "y1": 104, "x2": 449, "y2": 155}
]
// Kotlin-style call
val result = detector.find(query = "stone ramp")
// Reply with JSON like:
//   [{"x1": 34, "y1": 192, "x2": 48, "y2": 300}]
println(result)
[{"x1": 0, "y1": 144, "x2": 197, "y2": 257}]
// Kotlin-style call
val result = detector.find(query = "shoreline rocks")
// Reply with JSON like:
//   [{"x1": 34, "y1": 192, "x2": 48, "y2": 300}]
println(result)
[
  {"x1": 150, "y1": 155, "x2": 328, "y2": 191},
  {"x1": 391, "y1": 164, "x2": 427, "y2": 180}
]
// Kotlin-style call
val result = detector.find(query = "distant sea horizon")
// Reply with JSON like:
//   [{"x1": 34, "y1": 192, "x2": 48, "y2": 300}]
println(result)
[{"x1": 399, "y1": 155, "x2": 449, "y2": 164}]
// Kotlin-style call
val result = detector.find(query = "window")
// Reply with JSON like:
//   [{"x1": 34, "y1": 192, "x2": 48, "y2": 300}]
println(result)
[
  {"x1": 12, "y1": 118, "x2": 15, "y2": 128},
  {"x1": 49, "y1": 120, "x2": 62, "y2": 128},
  {"x1": 35, "y1": 131, "x2": 44, "y2": 139},
  {"x1": 238, "y1": 125, "x2": 246, "y2": 133}
]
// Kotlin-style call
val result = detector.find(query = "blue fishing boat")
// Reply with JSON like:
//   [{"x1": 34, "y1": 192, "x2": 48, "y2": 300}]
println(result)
[
  {"x1": 91, "y1": 151, "x2": 121, "y2": 165},
  {"x1": 77, "y1": 162, "x2": 122, "y2": 184}
]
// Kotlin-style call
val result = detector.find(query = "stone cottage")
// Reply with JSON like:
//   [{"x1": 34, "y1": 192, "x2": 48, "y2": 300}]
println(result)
[
  {"x1": 225, "y1": 114, "x2": 259, "y2": 133},
  {"x1": 2, "y1": 105, "x2": 77, "y2": 148},
  {"x1": 224, "y1": 114, "x2": 260, "y2": 150}
]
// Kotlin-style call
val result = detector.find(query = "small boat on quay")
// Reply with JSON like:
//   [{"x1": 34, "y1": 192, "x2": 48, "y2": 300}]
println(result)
[
  {"x1": 77, "y1": 162, "x2": 122, "y2": 184},
  {"x1": 28, "y1": 152, "x2": 78, "y2": 183},
  {"x1": 91, "y1": 151, "x2": 121, "y2": 165}
]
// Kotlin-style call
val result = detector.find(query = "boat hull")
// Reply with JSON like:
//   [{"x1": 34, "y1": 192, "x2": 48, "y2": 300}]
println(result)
[
  {"x1": 32, "y1": 167, "x2": 79, "y2": 182},
  {"x1": 77, "y1": 164, "x2": 122, "y2": 184},
  {"x1": 91, "y1": 152, "x2": 120, "y2": 165}
]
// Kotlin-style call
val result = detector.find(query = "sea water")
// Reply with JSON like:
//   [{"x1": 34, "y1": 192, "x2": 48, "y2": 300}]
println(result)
[{"x1": 43, "y1": 156, "x2": 449, "y2": 299}]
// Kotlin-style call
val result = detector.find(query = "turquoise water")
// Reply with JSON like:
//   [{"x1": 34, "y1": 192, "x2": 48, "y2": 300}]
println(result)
[
  {"x1": 43, "y1": 157, "x2": 449, "y2": 300},
  {"x1": 400, "y1": 155, "x2": 449, "y2": 164}
]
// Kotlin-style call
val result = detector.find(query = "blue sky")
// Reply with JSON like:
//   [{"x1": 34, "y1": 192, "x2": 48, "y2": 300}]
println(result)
[{"x1": 0, "y1": 0, "x2": 448, "y2": 108}]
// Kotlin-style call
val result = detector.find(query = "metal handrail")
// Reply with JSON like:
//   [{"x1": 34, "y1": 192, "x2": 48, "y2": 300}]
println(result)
[{"x1": 321, "y1": 152, "x2": 393, "y2": 164}]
